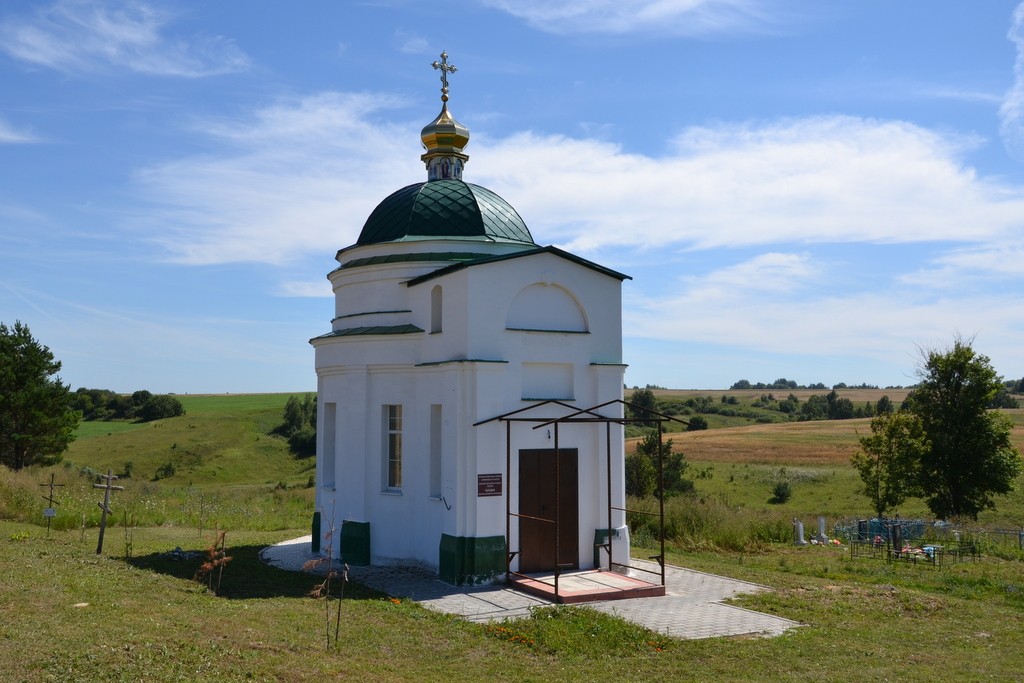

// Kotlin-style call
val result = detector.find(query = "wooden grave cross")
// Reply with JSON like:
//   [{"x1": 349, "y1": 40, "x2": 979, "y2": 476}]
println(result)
[
  {"x1": 93, "y1": 469, "x2": 124, "y2": 555},
  {"x1": 39, "y1": 473, "x2": 65, "y2": 538}
]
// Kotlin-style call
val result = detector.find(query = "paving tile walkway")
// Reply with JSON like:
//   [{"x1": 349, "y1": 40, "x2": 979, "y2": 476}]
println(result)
[{"x1": 260, "y1": 536, "x2": 799, "y2": 640}]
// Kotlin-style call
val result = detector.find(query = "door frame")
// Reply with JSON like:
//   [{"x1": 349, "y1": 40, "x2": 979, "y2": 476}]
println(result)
[{"x1": 517, "y1": 448, "x2": 579, "y2": 573}]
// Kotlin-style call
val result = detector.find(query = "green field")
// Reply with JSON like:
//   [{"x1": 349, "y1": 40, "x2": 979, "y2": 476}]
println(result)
[
  {"x1": 1, "y1": 393, "x2": 1022, "y2": 681},
  {"x1": 0, "y1": 393, "x2": 315, "y2": 532}
]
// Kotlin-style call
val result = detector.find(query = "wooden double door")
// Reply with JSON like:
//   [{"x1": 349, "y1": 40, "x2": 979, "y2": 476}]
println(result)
[{"x1": 518, "y1": 448, "x2": 579, "y2": 573}]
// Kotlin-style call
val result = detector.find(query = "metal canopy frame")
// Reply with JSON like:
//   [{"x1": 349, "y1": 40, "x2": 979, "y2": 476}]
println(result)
[{"x1": 475, "y1": 399, "x2": 688, "y2": 601}]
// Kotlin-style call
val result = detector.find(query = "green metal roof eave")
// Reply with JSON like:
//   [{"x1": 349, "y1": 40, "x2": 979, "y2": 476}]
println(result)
[
  {"x1": 332, "y1": 236, "x2": 534, "y2": 265},
  {"x1": 415, "y1": 359, "x2": 509, "y2": 367},
  {"x1": 309, "y1": 324, "x2": 424, "y2": 344},
  {"x1": 330, "y1": 249, "x2": 516, "y2": 276},
  {"x1": 404, "y1": 245, "x2": 632, "y2": 287}
]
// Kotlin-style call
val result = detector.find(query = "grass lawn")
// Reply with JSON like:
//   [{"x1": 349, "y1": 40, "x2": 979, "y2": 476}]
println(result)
[
  {"x1": 1, "y1": 521, "x2": 1023, "y2": 682},
  {"x1": 2, "y1": 394, "x2": 1023, "y2": 681}
]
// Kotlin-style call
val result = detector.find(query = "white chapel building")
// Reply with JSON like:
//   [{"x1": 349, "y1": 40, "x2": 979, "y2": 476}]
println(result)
[{"x1": 312, "y1": 56, "x2": 632, "y2": 585}]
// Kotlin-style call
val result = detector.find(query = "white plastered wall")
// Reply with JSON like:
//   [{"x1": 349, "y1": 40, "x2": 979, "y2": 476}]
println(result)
[{"x1": 314, "y1": 239, "x2": 627, "y2": 571}]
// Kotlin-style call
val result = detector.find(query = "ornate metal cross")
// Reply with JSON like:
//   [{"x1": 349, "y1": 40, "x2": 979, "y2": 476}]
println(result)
[{"x1": 431, "y1": 50, "x2": 457, "y2": 102}]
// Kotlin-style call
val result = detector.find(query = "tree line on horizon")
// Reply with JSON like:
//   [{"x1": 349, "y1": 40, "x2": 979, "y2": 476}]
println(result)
[
  {"x1": 3, "y1": 319, "x2": 1022, "y2": 523},
  {"x1": 636, "y1": 375, "x2": 1024, "y2": 395},
  {"x1": 69, "y1": 387, "x2": 185, "y2": 423}
]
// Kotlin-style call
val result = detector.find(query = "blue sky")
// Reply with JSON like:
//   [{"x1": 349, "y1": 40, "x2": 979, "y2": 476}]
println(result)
[{"x1": 2, "y1": 0, "x2": 1023, "y2": 394}]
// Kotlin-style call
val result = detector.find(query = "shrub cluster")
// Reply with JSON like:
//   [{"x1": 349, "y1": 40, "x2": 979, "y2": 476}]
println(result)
[
  {"x1": 627, "y1": 494, "x2": 792, "y2": 552},
  {"x1": 70, "y1": 388, "x2": 184, "y2": 422},
  {"x1": 277, "y1": 394, "x2": 316, "y2": 457},
  {"x1": 625, "y1": 432, "x2": 694, "y2": 497}
]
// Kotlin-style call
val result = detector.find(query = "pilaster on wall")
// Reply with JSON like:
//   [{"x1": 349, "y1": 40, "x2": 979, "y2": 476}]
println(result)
[{"x1": 590, "y1": 363, "x2": 628, "y2": 530}]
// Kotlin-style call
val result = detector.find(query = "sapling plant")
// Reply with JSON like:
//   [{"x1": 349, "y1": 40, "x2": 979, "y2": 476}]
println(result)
[
  {"x1": 194, "y1": 531, "x2": 232, "y2": 596},
  {"x1": 304, "y1": 504, "x2": 348, "y2": 649}
]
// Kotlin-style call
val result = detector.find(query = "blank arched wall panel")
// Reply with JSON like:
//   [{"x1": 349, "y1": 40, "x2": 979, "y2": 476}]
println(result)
[{"x1": 505, "y1": 283, "x2": 587, "y2": 332}]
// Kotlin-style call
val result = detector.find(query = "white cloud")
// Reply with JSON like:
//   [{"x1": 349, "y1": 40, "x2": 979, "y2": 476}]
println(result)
[
  {"x1": 0, "y1": 0, "x2": 249, "y2": 77},
  {"x1": 1000, "y1": 2, "x2": 1024, "y2": 159},
  {"x1": 624, "y1": 267, "x2": 1024, "y2": 372},
  {"x1": 134, "y1": 92, "x2": 421, "y2": 265},
  {"x1": 677, "y1": 252, "x2": 818, "y2": 301},
  {"x1": 0, "y1": 117, "x2": 38, "y2": 143},
  {"x1": 126, "y1": 94, "x2": 1024, "y2": 382},
  {"x1": 472, "y1": 116, "x2": 1024, "y2": 253},
  {"x1": 133, "y1": 96, "x2": 1024, "y2": 275},
  {"x1": 915, "y1": 86, "x2": 1002, "y2": 105},
  {"x1": 278, "y1": 279, "x2": 333, "y2": 298},
  {"x1": 480, "y1": 0, "x2": 779, "y2": 36},
  {"x1": 394, "y1": 30, "x2": 429, "y2": 54},
  {"x1": 901, "y1": 242, "x2": 1024, "y2": 288},
  {"x1": 934, "y1": 242, "x2": 1024, "y2": 276}
]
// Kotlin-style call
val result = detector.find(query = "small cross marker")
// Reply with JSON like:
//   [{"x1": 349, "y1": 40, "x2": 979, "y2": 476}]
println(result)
[
  {"x1": 39, "y1": 473, "x2": 65, "y2": 538},
  {"x1": 93, "y1": 469, "x2": 125, "y2": 555}
]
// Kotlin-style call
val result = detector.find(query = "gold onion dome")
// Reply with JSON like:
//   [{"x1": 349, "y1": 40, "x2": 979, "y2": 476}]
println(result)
[
  {"x1": 420, "y1": 104, "x2": 470, "y2": 157},
  {"x1": 353, "y1": 51, "x2": 534, "y2": 247},
  {"x1": 421, "y1": 51, "x2": 469, "y2": 181}
]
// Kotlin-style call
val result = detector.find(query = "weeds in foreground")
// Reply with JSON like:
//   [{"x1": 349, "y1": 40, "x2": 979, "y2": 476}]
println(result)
[
  {"x1": 193, "y1": 531, "x2": 232, "y2": 595},
  {"x1": 122, "y1": 510, "x2": 136, "y2": 559}
]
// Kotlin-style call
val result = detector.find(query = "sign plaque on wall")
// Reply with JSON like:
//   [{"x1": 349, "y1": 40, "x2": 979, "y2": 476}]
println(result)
[{"x1": 477, "y1": 473, "x2": 502, "y2": 497}]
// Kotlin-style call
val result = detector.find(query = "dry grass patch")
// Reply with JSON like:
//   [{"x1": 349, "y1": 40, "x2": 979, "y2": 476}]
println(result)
[{"x1": 639, "y1": 420, "x2": 869, "y2": 466}]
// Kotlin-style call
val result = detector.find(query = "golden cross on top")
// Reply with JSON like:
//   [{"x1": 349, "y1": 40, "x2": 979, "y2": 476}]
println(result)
[{"x1": 431, "y1": 51, "x2": 457, "y2": 102}]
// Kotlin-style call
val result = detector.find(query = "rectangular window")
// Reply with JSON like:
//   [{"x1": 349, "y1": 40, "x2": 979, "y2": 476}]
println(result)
[
  {"x1": 522, "y1": 362, "x2": 574, "y2": 400},
  {"x1": 430, "y1": 285, "x2": 443, "y2": 333},
  {"x1": 384, "y1": 405, "x2": 402, "y2": 491}
]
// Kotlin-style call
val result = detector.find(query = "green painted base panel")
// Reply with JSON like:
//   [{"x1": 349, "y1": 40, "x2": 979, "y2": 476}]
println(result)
[
  {"x1": 593, "y1": 528, "x2": 622, "y2": 568},
  {"x1": 341, "y1": 520, "x2": 371, "y2": 566},
  {"x1": 311, "y1": 512, "x2": 321, "y2": 554},
  {"x1": 439, "y1": 534, "x2": 505, "y2": 586}
]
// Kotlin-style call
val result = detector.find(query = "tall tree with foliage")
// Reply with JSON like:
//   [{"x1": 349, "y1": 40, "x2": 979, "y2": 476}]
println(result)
[
  {"x1": 851, "y1": 411, "x2": 928, "y2": 520},
  {"x1": 0, "y1": 322, "x2": 80, "y2": 470},
  {"x1": 279, "y1": 393, "x2": 317, "y2": 457},
  {"x1": 630, "y1": 431, "x2": 693, "y2": 496},
  {"x1": 905, "y1": 338, "x2": 1022, "y2": 520},
  {"x1": 626, "y1": 388, "x2": 658, "y2": 426}
]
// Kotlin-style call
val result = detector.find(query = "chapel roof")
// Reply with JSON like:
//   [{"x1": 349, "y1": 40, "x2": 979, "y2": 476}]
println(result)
[
  {"x1": 356, "y1": 180, "x2": 534, "y2": 246},
  {"x1": 353, "y1": 51, "x2": 535, "y2": 249}
]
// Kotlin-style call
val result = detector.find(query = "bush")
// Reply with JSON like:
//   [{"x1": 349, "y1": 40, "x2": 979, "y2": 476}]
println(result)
[
  {"x1": 770, "y1": 481, "x2": 792, "y2": 504},
  {"x1": 153, "y1": 462, "x2": 176, "y2": 481},
  {"x1": 70, "y1": 388, "x2": 184, "y2": 422},
  {"x1": 137, "y1": 395, "x2": 185, "y2": 422},
  {"x1": 288, "y1": 426, "x2": 317, "y2": 458},
  {"x1": 687, "y1": 416, "x2": 708, "y2": 431},
  {"x1": 278, "y1": 393, "x2": 317, "y2": 457}
]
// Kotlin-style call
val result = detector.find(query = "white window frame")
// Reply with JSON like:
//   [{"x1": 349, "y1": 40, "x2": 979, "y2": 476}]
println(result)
[{"x1": 383, "y1": 404, "x2": 402, "y2": 492}]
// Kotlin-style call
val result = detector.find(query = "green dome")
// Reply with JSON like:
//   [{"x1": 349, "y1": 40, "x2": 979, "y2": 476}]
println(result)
[{"x1": 357, "y1": 180, "x2": 534, "y2": 246}]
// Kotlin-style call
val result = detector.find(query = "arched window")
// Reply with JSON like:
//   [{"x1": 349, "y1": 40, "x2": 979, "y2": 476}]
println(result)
[{"x1": 506, "y1": 283, "x2": 587, "y2": 332}]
